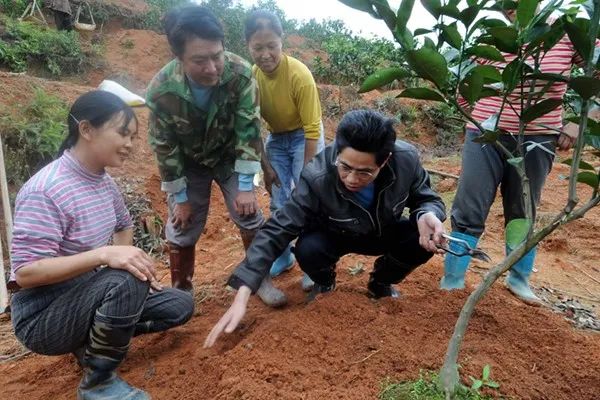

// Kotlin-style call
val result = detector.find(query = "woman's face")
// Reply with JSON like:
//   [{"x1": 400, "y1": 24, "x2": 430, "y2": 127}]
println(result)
[
  {"x1": 84, "y1": 111, "x2": 137, "y2": 170},
  {"x1": 248, "y1": 27, "x2": 283, "y2": 74}
]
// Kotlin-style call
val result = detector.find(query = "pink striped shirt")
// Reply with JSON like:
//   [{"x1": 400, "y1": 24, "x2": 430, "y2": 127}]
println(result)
[
  {"x1": 466, "y1": 35, "x2": 586, "y2": 135},
  {"x1": 9, "y1": 151, "x2": 132, "y2": 281}
]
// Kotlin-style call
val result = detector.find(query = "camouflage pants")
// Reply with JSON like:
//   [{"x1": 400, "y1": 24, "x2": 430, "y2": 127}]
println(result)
[{"x1": 165, "y1": 165, "x2": 265, "y2": 247}]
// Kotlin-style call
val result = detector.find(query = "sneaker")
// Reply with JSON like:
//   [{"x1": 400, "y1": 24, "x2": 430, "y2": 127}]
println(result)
[{"x1": 367, "y1": 280, "x2": 400, "y2": 299}]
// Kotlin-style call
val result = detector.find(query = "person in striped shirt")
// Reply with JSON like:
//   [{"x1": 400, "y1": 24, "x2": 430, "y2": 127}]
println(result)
[
  {"x1": 441, "y1": 6, "x2": 596, "y2": 305},
  {"x1": 9, "y1": 91, "x2": 194, "y2": 400}
]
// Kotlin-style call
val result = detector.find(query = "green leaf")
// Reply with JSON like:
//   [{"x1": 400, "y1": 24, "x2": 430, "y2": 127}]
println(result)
[
  {"x1": 481, "y1": 18, "x2": 508, "y2": 29},
  {"x1": 486, "y1": 380, "x2": 501, "y2": 389},
  {"x1": 569, "y1": 76, "x2": 600, "y2": 100},
  {"x1": 442, "y1": 22, "x2": 462, "y2": 49},
  {"x1": 423, "y1": 37, "x2": 436, "y2": 49},
  {"x1": 527, "y1": 72, "x2": 569, "y2": 83},
  {"x1": 506, "y1": 218, "x2": 531, "y2": 248},
  {"x1": 543, "y1": 19, "x2": 565, "y2": 51},
  {"x1": 359, "y1": 67, "x2": 411, "y2": 93},
  {"x1": 459, "y1": 6, "x2": 479, "y2": 28},
  {"x1": 577, "y1": 171, "x2": 600, "y2": 189},
  {"x1": 406, "y1": 47, "x2": 448, "y2": 88},
  {"x1": 507, "y1": 157, "x2": 524, "y2": 168},
  {"x1": 338, "y1": 0, "x2": 376, "y2": 15},
  {"x1": 524, "y1": 22, "x2": 551, "y2": 47},
  {"x1": 394, "y1": 25, "x2": 415, "y2": 49},
  {"x1": 472, "y1": 130, "x2": 499, "y2": 143},
  {"x1": 373, "y1": 0, "x2": 397, "y2": 31},
  {"x1": 421, "y1": 0, "x2": 441, "y2": 19},
  {"x1": 522, "y1": 99, "x2": 563, "y2": 124},
  {"x1": 414, "y1": 28, "x2": 432, "y2": 36},
  {"x1": 489, "y1": 26, "x2": 519, "y2": 53},
  {"x1": 517, "y1": 0, "x2": 539, "y2": 27},
  {"x1": 397, "y1": 0, "x2": 416, "y2": 33},
  {"x1": 562, "y1": 158, "x2": 596, "y2": 171},
  {"x1": 474, "y1": 65, "x2": 502, "y2": 83},
  {"x1": 396, "y1": 87, "x2": 445, "y2": 101},
  {"x1": 439, "y1": 4, "x2": 461, "y2": 19},
  {"x1": 459, "y1": 69, "x2": 484, "y2": 104},
  {"x1": 564, "y1": 18, "x2": 591, "y2": 61},
  {"x1": 466, "y1": 45, "x2": 505, "y2": 62},
  {"x1": 482, "y1": 364, "x2": 491, "y2": 381},
  {"x1": 502, "y1": 59, "x2": 522, "y2": 92},
  {"x1": 471, "y1": 380, "x2": 483, "y2": 391}
]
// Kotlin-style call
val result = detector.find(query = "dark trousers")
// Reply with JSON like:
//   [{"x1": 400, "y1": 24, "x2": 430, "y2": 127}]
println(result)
[
  {"x1": 293, "y1": 219, "x2": 433, "y2": 286},
  {"x1": 11, "y1": 268, "x2": 194, "y2": 356},
  {"x1": 53, "y1": 10, "x2": 73, "y2": 31},
  {"x1": 451, "y1": 130, "x2": 556, "y2": 237}
]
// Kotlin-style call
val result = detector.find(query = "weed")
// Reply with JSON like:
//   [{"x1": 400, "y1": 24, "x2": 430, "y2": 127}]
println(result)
[
  {"x1": 379, "y1": 371, "x2": 499, "y2": 400},
  {"x1": 120, "y1": 38, "x2": 135, "y2": 50},
  {"x1": 422, "y1": 103, "x2": 464, "y2": 157},
  {"x1": 0, "y1": 0, "x2": 28, "y2": 18},
  {"x1": 348, "y1": 262, "x2": 365, "y2": 276},
  {"x1": 469, "y1": 365, "x2": 500, "y2": 393},
  {"x1": 0, "y1": 88, "x2": 68, "y2": 186}
]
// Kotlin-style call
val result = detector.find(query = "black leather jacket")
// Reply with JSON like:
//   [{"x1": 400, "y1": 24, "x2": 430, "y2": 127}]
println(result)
[{"x1": 228, "y1": 141, "x2": 447, "y2": 292}]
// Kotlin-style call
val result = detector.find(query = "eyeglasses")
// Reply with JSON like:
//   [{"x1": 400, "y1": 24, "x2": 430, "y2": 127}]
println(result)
[{"x1": 334, "y1": 158, "x2": 377, "y2": 180}]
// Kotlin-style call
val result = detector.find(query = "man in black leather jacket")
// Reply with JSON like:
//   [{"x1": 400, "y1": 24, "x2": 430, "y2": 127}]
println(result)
[{"x1": 205, "y1": 109, "x2": 447, "y2": 347}]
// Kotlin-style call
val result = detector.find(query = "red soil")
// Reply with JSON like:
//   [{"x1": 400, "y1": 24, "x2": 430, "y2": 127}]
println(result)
[{"x1": 1, "y1": 27, "x2": 600, "y2": 400}]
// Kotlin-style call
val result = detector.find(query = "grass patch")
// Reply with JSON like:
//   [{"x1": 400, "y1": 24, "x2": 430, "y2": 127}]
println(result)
[{"x1": 380, "y1": 371, "x2": 501, "y2": 400}]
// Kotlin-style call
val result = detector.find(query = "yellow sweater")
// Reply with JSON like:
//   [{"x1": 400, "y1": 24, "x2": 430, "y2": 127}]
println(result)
[{"x1": 253, "y1": 55, "x2": 322, "y2": 140}]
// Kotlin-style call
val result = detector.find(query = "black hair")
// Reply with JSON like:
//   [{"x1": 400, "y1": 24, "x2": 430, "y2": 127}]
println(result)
[
  {"x1": 58, "y1": 90, "x2": 137, "y2": 156},
  {"x1": 335, "y1": 109, "x2": 396, "y2": 166},
  {"x1": 164, "y1": 6, "x2": 225, "y2": 57},
  {"x1": 244, "y1": 10, "x2": 283, "y2": 42}
]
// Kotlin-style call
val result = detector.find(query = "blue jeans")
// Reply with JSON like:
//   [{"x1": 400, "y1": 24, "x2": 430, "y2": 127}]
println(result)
[{"x1": 265, "y1": 127, "x2": 325, "y2": 210}]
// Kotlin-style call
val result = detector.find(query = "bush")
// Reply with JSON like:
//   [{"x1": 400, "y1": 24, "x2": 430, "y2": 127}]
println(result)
[
  {"x1": 379, "y1": 372, "x2": 495, "y2": 400},
  {"x1": 0, "y1": 88, "x2": 68, "y2": 186},
  {"x1": 0, "y1": 0, "x2": 28, "y2": 18},
  {"x1": 314, "y1": 35, "x2": 406, "y2": 86},
  {"x1": 0, "y1": 17, "x2": 98, "y2": 76}
]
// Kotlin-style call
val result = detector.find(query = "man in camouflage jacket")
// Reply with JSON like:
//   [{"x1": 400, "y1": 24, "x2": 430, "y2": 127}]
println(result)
[{"x1": 146, "y1": 5, "x2": 286, "y2": 307}]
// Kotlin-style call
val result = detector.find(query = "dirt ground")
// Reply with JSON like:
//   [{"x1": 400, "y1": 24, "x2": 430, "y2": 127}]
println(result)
[{"x1": 0, "y1": 24, "x2": 599, "y2": 400}]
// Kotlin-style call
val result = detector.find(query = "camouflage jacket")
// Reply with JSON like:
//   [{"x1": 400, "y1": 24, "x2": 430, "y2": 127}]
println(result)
[{"x1": 146, "y1": 53, "x2": 262, "y2": 194}]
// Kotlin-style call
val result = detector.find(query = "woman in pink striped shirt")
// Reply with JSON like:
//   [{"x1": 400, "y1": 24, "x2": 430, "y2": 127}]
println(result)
[
  {"x1": 440, "y1": 7, "x2": 587, "y2": 305},
  {"x1": 9, "y1": 91, "x2": 193, "y2": 400}
]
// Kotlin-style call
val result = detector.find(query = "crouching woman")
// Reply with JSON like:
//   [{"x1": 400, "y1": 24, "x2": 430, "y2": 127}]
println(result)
[{"x1": 9, "y1": 91, "x2": 194, "y2": 400}]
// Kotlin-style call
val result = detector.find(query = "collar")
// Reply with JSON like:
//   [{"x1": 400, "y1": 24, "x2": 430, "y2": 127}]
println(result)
[{"x1": 62, "y1": 150, "x2": 106, "y2": 183}]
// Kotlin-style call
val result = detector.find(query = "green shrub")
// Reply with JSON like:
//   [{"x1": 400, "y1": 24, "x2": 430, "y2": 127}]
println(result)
[
  {"x1": 0, "y1": 17, "x2": 98, "y2": 76},
  {"x1": 0, "y1": 0, "x2": 28, "y2": 18},
  {"x1": 314, "y1": 35, "x2": 407, "y2": 86},
  {"x1": 0, "y1": 88, "x2": 68, "y2": 186}
]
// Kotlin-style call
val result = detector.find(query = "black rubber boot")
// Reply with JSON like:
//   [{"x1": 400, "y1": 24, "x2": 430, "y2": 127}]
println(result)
[
  {"x1": 367, "y1": 255, "x2": 416, "y2": 299},
  {"x1": 77, "y1": 310, "x2": 149, "y2": 400}
]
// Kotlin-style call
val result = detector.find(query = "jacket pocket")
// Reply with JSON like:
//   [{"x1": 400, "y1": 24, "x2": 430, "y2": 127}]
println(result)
[{"x1": 327, "y1": 216, "x2": 360, "y2": 234}]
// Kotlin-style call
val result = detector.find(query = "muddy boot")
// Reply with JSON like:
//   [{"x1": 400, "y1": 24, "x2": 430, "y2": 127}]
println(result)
[
  {"x1": 77, "y1": 310, "x2": 149, "y2": 400},
  {"x1": 368, "y1": 256, "x2": 417, "y2": 299},
  {"x1": 239, "y1": 229, "x2": 288, "y2": 308},
  {"x1": 440, "y1": 232, "x2": 479, "y2": 290},
  {"x1": 505, "y1": 245, "x2": 542, "y2": 306},
  {"x1": 168, "y1": 244, "x2": 195, "y2": 292}
]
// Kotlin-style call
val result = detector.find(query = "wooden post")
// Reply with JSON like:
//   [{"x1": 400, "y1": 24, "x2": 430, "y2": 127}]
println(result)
[{"x1": 0, "y1": 134, "x2": 11, "y2": 313}]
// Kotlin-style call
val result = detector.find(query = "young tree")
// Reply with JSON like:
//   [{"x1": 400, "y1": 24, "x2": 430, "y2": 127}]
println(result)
[{"x1": 339, "y1": 0, "x2": 600, "y2": 397}]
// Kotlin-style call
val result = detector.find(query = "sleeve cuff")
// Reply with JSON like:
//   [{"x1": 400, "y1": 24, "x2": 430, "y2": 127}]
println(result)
[
  {"x1": 173, "y1": 189, "x2": 188, "y2": 203},
  {"x1": 160, "y1": 177, "x2": 187, "y2": 194},
  {"x1": 238, "y1": 173, "x2": 255, "y2": 191},
  {"x1": 235, "y1": 159, "x2": 261, "y2": 175}
]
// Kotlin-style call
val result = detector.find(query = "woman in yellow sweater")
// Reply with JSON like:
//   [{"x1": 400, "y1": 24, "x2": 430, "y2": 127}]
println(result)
[{"x1": 245, "y1": 10, "x2": 324, "y2": 289}]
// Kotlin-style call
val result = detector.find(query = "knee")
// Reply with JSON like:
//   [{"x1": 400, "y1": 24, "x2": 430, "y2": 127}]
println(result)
[
  {"x1": 100, "y1": 269, "x2": 150, "y2": 303},
  {"x1": 294, "y1": 233, "x2": 324, "y2": 267},
  {"x1": 161, "y1": 289, "x2": 195, "y2": 327}
]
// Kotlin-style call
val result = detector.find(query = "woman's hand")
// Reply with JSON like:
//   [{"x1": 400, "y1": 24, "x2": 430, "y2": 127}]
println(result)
[
  {"x1": 100, "y1": 245, "x2": 162, "y2": 289},
  {"x1": 204, "y1": 286, "x2": 252, "y2": 348}
]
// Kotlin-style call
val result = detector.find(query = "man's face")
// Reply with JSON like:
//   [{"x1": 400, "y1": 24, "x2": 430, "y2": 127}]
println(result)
[
  {"x1": 335, "y1": 147, "x2": 383, "y2": 192},
  {"x1": 180, "y1": 37, "x2": 225, "y2": 87}
]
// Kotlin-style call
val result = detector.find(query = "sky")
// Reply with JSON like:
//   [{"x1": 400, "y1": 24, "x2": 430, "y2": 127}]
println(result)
[{"x1": 237, "y1": 0, "x2": 437, "y2": 40}]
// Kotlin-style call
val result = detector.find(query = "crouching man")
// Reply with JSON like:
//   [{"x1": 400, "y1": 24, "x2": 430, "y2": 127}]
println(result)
[{"x1": 204, "y1": 109, "x2": 447, "y2": 347}]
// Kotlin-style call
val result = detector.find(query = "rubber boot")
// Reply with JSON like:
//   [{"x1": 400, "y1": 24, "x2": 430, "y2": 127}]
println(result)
[
  {"x1": 77, "y1": 310, "x2": 149, "y2": 400},
  {"x1": 440, "y1": 231, "x2": 479, "y2": 290},
  {"x1": 168, "y1": 244, "x2": 195, "y2": 292},
  {"x1": 367, "y1": 256, "x2": 414, "y2": 299},
  {"x1": 505, "y1": 245, "x2": 542, "y2": 306},
  {"x1": 239, "y1": 229, "x2": 288, "y2": 308},
  {"x1": 270, "y1": 244, "x2": 295, "y2": 277},
  {"x1": 306, "y1": 268, "x2": 336, "y2": 302}
]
